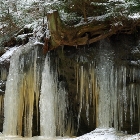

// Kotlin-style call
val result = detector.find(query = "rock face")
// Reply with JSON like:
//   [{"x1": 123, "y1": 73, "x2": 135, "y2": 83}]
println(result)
[{"x1": 0, "y1": 32, "x2": 140, "y2": 136}]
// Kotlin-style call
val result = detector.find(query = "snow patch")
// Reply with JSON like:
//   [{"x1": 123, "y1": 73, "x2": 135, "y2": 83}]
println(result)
[
  {"x1": 34, "y1": 41, "x2": 44, "y2": 46},
  {"x1": 74, "y1": 14, "x2": 110, "y2": 27},
  {"x1": 129, "y1": 13, "x2": 140, "y2": 19},
  {"x1": 48, "y1": 9, "x2": 57, "y2": 14},
  {"x1": 24, "y1": 24, "x2": 33, "y2": 29},
  {"x1": 109, "y1": 0, "x2": 125, "y2": 2},
  {"x1": 57, "y1": 128, "x2": 140, "y2": 140},
  {"x1": 0, "y1": 47, "x2": 20, "y2": 63},
  {"x1": 0, "y1": 89, "x2": 4, "y2": 93},
  {"x1": 132, "y1": 48, "x2": 140, "y2": 54}
]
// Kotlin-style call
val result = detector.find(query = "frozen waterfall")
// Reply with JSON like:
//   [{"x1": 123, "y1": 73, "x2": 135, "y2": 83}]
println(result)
[{"x1": 1, "y1": 38, "x2": 140, "y2": 140}]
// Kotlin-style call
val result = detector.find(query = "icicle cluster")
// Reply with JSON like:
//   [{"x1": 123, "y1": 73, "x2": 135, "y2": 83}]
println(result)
[
  {"x1": 76, "y1": 61, "x2": 98, "y2": 129},
  {"x1": 75, "y1": 39, "x2": 140, "y2": 133}
]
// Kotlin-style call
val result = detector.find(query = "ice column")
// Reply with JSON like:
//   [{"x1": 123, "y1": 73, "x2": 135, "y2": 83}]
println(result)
[
  {"x1": 40, "y1": 54, "x2": 67, "y2": 137},
  {"x1": 40, "y1": 55, "x2": 56, "y2": 137},
  {"x1": 96, "y1": 40, "x2": 114, "y2": 128}
]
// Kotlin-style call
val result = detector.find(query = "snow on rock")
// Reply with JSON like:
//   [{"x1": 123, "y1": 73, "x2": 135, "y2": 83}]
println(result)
[
  {"x1": 131, "y1": 48, "x2": 140, "y2": 54},
  {"x1": 0, "y1": 81, "x2": 5, "y2": 86},
  {"x1": 16, "y1": 33, "x2": 33, "y2": 39},
  {"x1": 24, "y1": 24, "x2": 33, "y2": 29},
  {"x1": 130, "y1": 61, "x2": 139, "y2": 66},
  {"x1": 108, "y1": 0, "x2": 125, "y2": 3},
  {"x1": 48, "y1": 9, "x2": 57, "y2": 14},
  {"x1": 33, "y1": 41, "x2": 44, "y2": 46},
  {"x1": 25, "y1": 19, "x2": 49, "y2": 41},
  {"x1": 0, "y1": 89, "x2": 4, "y2": 94},
  {"x1": 74, "y1": 13, "x2": 111, "y2": 27},
  {"x1": 128, "y1": 13, "x2": 140, "y2": 19},
  {"x1": 0, "y1": 47, "x2": 20, "y2": 63}
]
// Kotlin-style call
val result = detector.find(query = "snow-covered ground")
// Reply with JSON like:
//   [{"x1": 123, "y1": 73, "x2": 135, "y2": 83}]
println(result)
[{"x1": 0, "y1": 128, "x2": 139, "y2": 140}]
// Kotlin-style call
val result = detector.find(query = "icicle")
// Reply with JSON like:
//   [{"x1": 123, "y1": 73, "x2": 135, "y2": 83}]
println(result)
[
  {"x1": 82, "y1": 70, "x2": 86, "y2": 108},
  {"x1": 118, "y1": 68, "x2": 123, "y2": 130},
  {"x1": 85, "y1": 79, "x2": 89, "y2": 125},
  {"x1": 56, "y1": 83, "x2": 67, "y2": 136},
  {"x1": 130, "y1": 83, "x2": 133, "y2": 132},
  {"x1": 97, "y1": 59, "x2": 112, "y2": 127},
  {"x1": 113, "y1": 68, "x2": 118, "y2": 130},
  {"x1": 122, "y1": 66, "x2": 127, "y2": 121},
  {"x1": 0, "y1": 95, "x2": 4, "y2": 116},
  {"x1": 132, "y1": 68, "x2": 136, "y2": 122},
  {"x1": 109, "y1": 66, "x2": 114, "y2": 127},
  {"x1": 3, "y1": 52, "x2": 22, "y2": 135},
  {"x1": 132, "y1": 82, "x2": 136, "y2": 122},
  {"x1": 23, "y1": 67, "x2": 35, "y2": 136},
  {"x1": 137, "y1": 82, "x2": 140, "y2": 132},
  {"x1": 76, "y1": 62, "x2": 79, "y2": 95},
  {"x1": 33, "y1": 50, "x2": 42, "y2": 132},
  {"x1": 91, "y1": 66, "x2": 98, "y2": 126},
  {"x1": 0, "y1": 68, "x2": 7, "y2": 81},
  {"x1": 65, "y1": 117, "x2": 75, "y2": 137},
  {"x1": 77, "y1": 66, "x2": 84, "y2": 130},
  {"x1": 89, "y1": 64, "x2": 92, "y2": 106}
]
